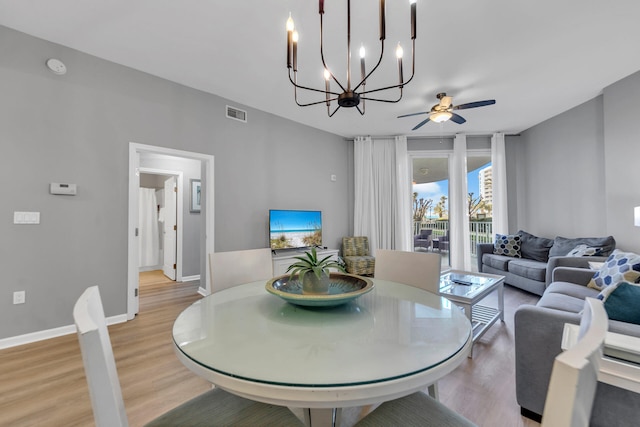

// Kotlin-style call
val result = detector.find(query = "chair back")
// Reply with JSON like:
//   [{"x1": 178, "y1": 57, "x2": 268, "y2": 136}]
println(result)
[
  {"x1": 417, "y1": 229, "x2": 433, "y2": 238},
  {"x1": 209, "y1": 248, "x2": 273, "y2": 293},
  {"x1": 542, "y1": 297, "x2": 608, "y2": 427},
  {"x1": 343, "y1": 236, "x2": 370, "y2": 257},
  {"x1": 374, "y1": 249, "x2": 441, "y2": 293},
  {"x1": 73, "y1": 286, "x2": 129, "y2": 427}
]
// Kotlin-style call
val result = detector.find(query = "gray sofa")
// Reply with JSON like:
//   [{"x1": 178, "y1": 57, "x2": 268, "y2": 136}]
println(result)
[
  {"x1": 477, "y1": 231, "x2": 615, "y2": 296},
  {"x1": 515, "y1": 259, "x2": 640, "y2": 426}
]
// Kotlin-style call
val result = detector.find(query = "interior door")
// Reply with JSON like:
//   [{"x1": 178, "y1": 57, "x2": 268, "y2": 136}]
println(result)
[{"x1": 163, "y1": 176, "x2": 177, "y2": 280}]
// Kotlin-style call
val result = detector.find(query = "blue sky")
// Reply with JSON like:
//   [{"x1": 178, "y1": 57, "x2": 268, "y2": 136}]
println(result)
[
  {"x1": 269, "y1": 209, "x2": 321, "y2": 231},
  {"x1": 413, "y1": 164, "x2": 488, "y2": 218}
]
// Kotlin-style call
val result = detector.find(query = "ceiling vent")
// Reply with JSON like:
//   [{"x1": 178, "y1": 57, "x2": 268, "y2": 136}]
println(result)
[{"x1": 226, "y1": 105, "x2": 247, "y2": 123}]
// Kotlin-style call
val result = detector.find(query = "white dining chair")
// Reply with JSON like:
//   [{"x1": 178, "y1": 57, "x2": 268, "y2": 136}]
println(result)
[
  {"x1": 374, "y1": 249, "x2": 441, "y2": 293},
  {"x1": 209, "y1": 248, "x2": 273, "y2": 293},
  {"x1": 356, "y1": 298, "x2": 607, "y2": 427},
  {"x1": 541, "y1": 297, "x2": 608, "y2": 427},
  {"x1": 73, "y1": 286, "x2": 301, "y2": 427}
]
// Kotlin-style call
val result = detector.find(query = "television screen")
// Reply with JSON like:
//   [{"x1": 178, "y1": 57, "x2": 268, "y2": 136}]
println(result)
[{"x1": 269, "y1": 209, "x2": 322, "y2": 250}]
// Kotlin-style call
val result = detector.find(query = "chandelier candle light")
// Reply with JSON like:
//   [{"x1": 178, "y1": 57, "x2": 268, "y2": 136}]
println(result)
[{"x1": 286, "y1": 0, "x2": 417, "y2": 117}]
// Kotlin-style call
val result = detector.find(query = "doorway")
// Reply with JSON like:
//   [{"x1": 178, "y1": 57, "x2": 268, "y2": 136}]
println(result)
[
  {"x1": 139, "y1": 171, "x2": 181, "y2": 287},
  {"x1": 128, "y1": 143, "x2": 215, "y2": 319}
]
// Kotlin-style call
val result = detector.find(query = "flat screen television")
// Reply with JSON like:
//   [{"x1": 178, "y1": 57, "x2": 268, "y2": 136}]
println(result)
[{"x1": 269, "y1": 209, "x2": 322, "y2": 250}]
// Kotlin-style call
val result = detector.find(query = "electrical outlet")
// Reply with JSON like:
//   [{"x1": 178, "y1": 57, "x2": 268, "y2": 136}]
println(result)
[{"x1": 13, "y1": 291, "x2": 25, "y2": 305}]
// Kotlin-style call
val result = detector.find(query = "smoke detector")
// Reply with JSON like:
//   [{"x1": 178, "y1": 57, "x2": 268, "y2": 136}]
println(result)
[{"x1": 46, "y1": 58, "x2": 67, "y2": 75}]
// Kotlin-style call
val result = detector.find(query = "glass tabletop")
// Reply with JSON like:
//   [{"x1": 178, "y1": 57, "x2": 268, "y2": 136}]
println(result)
[
  {"x1": 173, "y1": 279, "x2": 471, "y2": 388},
  {"x1": 439, "y1": 271, "x2": 503, "y2": 299}
]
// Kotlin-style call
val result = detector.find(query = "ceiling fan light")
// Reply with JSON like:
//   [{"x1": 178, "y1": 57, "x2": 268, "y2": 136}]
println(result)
[{"x1": 430, "y1": 111, "x2": 452, "y2": 123}]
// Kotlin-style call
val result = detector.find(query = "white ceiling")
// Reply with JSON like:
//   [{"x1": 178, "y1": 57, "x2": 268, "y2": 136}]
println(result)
[{"x1": 2, "y1": 0, "x2": 639, "y2": 139}]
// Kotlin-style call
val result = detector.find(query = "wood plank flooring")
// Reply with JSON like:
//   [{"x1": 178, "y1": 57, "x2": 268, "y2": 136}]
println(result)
[{"x1": 0, "y1": 273, "x2": 541, "y2": 427}]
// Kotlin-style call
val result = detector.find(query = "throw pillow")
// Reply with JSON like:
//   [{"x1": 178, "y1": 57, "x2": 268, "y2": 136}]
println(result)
[
  {"x1": 549, "y1": 235, "x2": 616, "y2": 258},
  {"x1": 598, "y1": 282, "x2": 640, "y2": 325},
  {"x1": 517, "y1": 230, "x2": 554, "y2": 262},
  {"x1": 587, "y1": 249, "x2": 640, "y2": 291},
  {"x1": 588, "y1": 261, "x2": 605, "y2": 270},
  {"x1": 566, "y1": 244, "x2": 604, "y2": 257},
  {"x1": 493, "y1": 234, "x2": 522, "y2": 258}
]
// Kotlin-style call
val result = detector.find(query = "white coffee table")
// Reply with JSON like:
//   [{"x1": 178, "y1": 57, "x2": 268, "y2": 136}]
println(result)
[{"x1": 439, "y1": 270, "x2": 505, "y2": 357}]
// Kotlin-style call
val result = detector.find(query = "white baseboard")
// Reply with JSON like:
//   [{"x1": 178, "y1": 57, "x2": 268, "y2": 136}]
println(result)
[
  {"x1": 0, "y1": 314, "x2": 128, "y2": 350},
  {"x1": 181, "y1": 274, "x2": 200, "y2": 282}
]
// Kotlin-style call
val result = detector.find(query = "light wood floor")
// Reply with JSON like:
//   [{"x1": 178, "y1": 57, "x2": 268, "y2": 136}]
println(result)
[{"x1": 0, "y1": 272, "x2": 541, "y2": 427}]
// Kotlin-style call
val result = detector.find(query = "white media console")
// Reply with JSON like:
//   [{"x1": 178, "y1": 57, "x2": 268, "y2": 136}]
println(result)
[{"x1": 271, "y1": 248, "x2": 340, "y2": 276}]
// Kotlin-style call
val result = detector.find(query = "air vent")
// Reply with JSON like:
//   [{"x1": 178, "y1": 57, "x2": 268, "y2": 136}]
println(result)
[{"x1": 226, "y1": 105, "x2": 247, "y2": 123}]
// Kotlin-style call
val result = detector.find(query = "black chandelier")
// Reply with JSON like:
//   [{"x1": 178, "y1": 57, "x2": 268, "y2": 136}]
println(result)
[{"x1": 286, "y1": 0, "x2": 417, "y2": 117}]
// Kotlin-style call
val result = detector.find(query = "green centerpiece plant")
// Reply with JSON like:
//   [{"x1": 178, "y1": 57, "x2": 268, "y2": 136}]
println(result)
[{"x1": 286, "y1": 247, "x2": 346, "y2": 295}]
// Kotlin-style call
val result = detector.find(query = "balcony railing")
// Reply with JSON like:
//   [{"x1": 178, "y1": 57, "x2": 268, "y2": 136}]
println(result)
[{"x1": 414, "y1": 220, "x2": 493, "y2": 256}]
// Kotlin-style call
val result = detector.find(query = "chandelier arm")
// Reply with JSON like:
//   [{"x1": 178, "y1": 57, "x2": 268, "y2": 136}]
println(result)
[
  {"x1": 361, "y1": 95, "x2": 403, "y2": 104},
  {"x1": 294, "y1": 88, "x2": 341, "y2": 108},
  {"x1": 327, "y1": 104, "x2": 342, "y2": 117},
  {"x1": 289, "y1": 71, "x2": 340, "y2": 97},
  {"x1": 352, "y1": 40, "x2": 386, "y2": 93},
  {"x1": 359, "y1": 41, "x2": 416, "y2": 95},
  {"x1": 319, "y1": 13, "x2": 347, "y2": 93}
]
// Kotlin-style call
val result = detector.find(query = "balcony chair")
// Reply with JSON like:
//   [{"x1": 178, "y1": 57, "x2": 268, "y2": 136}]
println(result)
[
  {"x1": 342, "y1": 236, "x2": 375, "y2": 276},
  {"x1": 413, "y1": 229, "x2": 433, "y2": 251},
  {"x1": 209, "y1": 248, "x2": 273, "y2": 293},
  {"x1": 356, "y1": 298, "x2": 607, "y2": 427},
  {"x1": 73, "y1": 286, "x2": 301, "y2": 427}
]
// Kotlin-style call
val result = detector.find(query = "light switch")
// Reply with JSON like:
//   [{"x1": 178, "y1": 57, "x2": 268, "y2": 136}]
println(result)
[{"x1": 14, "y1": 212, "x2": 40, "y2": 224}]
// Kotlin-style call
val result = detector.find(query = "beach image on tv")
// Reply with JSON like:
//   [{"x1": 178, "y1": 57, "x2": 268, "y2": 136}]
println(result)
[{"x1": 270, "y1": 210, "x2": 322, "y2": 249}]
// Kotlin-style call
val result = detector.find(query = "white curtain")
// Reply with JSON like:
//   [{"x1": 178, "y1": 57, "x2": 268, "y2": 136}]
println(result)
[
  {"x1": 491, "y1": 132, "x2": 509, "y2": 235},
  {"x1": 450, "y1": 134, "x2": 471, "y2": 270},
  {"x1": 354, "y1": 136, "x2": 412, "y2": 254},
  {"x1": 139, "y1": 188, "x2": 160, "y2": 267}
]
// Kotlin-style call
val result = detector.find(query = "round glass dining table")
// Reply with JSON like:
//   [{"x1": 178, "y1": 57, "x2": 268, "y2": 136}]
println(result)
[{"x1": 172, "y1": 278, "x2": 472, "y2": 426}]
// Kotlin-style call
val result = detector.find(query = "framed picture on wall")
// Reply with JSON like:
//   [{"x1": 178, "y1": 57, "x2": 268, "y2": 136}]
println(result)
[{"x1": 190, "y1": 179, "x2": 201, "y2": 213}]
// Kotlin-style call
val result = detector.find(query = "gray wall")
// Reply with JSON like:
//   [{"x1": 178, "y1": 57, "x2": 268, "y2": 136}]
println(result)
[
  {"x1": 0, "y1": 26, "x2": 350, "y2": 340},
  {"x1": 510, "y1": 70, "x2": 640, "y2": 253},
  {"x1": 603, "y1": 71, "x2": 640, "y2": 252}
]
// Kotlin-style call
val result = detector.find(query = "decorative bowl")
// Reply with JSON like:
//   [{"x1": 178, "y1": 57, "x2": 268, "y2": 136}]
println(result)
[{"x1": 265, "y1": 273, "x2": 374, "y2": 307}]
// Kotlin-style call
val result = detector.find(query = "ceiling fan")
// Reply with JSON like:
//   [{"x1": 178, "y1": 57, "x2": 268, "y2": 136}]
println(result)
[{"x1": 398, "y1": 92, "x2": 496, "y2": 130}]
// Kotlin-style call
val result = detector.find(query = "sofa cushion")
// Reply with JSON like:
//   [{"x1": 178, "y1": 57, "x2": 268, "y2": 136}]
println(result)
[
  {"x1": 548, "y1": 235, "x2": 616, "y2": 257},
  {"x1": 493, "y1": 233, "x2": 522, "y2": 257},
  {"x1": 507, "y1": 259, "x2": 547, "y2": 282},
  {"x1": 537, "y1": 290, "x2": 587, "y2": 313},
  {"x1": 588, "y1": 249, "x2": 640, "y2": 290},
  {"x1": 482, "y1": 253, "x2": 512, "y2": 271},
  {"x1": 517, "y1": 230, "x2": 554, "y2": 262},
  {"x1": 546, "y1": 282, "x2": 600, "y2": 300}
]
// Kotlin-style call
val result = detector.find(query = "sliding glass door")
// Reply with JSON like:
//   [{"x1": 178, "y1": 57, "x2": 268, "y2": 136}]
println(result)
[{"x1": 411, "y1": 150, "x2": 492, "y2": 271}]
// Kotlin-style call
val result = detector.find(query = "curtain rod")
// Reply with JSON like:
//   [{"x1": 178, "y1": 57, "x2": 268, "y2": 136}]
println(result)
[{"x1": 344, "y1": 132, "x2": 520, "y2": 142}]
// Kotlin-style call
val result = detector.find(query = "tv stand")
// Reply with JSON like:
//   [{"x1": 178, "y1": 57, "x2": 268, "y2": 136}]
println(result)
[{"x1": 272, "y1": 248, "x2": 339, "y2": 276}]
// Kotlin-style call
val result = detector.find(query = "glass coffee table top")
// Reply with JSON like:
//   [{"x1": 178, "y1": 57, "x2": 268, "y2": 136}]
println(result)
[{"x1": 439, "y1": 271, "x2": 503, "y2": 300}]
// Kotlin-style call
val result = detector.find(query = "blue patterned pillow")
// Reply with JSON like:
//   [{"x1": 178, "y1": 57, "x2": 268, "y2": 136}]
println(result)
[
  {"x1": 493, "y1": 234, "x2": 522, "y2": 258},
  {"x1": 588, "y1": 249, "x2": 640, "y2": 291},
  {"x1": 566, "y1": 244, "x2": 604, "y2": 257}
]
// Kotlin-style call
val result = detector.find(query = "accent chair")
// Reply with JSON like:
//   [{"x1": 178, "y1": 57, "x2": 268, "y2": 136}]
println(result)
[{"x1": 342, "y1": 236, "x2": 375, "y2": 276}]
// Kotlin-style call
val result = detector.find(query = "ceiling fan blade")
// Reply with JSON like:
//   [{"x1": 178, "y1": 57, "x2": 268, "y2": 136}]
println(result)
[
  {"x1": 450, "y1": 113, "x2": 466, "y2": 124},
  {"x1": 439, "y1": 96, "x2": 453, "y2": 108},
  {"x1": 397, "y1": 111, "x2": 429, "y2": 118},
  {"x1": 412, "y1": 117, "x2": 431, "y2": 130},
  {"x1": 453, "y1": 99, "x2": 496, "y2": 110}
]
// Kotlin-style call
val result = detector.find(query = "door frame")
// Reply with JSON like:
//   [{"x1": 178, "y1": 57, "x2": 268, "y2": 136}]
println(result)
[
  {"x1": 128, "y1": 142, "x2": 215, "y2": 319},
  {"x1": 138, "y1": 168, "x2": 183, "y2": 279}
]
